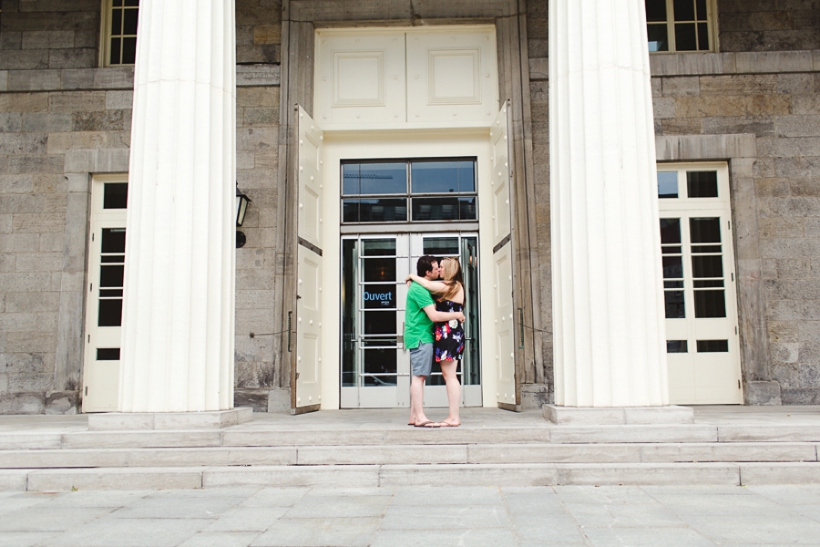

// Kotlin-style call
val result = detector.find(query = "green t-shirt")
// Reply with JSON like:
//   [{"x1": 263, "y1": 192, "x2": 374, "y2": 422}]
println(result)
[{"x1": 404, "y1": 281, "x2": 435, "y2": 350}]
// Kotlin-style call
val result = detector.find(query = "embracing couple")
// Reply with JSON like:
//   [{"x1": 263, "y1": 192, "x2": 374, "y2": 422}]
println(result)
[{"x1": 404, "y1": 255, "x2": 466, "y2": 428}]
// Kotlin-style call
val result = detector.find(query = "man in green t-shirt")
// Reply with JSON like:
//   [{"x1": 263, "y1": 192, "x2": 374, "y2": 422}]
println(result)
[{"x1": 405, "y1": 255, "x2": 465, "y2": 428}]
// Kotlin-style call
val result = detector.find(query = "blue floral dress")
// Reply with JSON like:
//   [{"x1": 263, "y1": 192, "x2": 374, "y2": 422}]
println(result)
[{"x1": 434, "y1": 300, "x2": 465, "y2": 362}]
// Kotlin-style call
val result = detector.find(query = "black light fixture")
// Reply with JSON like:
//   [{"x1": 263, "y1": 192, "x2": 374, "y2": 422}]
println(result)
[{"x1": 236, "y1": 183, "x2": 251, "y2": 248}]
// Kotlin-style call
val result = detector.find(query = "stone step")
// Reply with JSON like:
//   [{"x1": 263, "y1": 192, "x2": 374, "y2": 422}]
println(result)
[
  {"x1": 0, "y1": 442, "x2": 817, "y2": 469},
  {"x1": 3, "y1": 423, "x2": 820, "y2": 451},
  {"x1": 2, "y1": 461, "x2": 820, "y2": 491}
]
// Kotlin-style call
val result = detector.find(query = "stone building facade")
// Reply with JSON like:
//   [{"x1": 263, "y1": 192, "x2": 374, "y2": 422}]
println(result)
[{"x1": 0, "y1": 0, "x2": 818, "y2": 414}]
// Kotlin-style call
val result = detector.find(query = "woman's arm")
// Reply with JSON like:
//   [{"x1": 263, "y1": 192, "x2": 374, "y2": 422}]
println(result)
[
  {"x1": 405, "y1": 274, "x2": 447, "y2": 295},
  {"x1": 422, "y1": 304, "x2": 465, "y2": 323}
]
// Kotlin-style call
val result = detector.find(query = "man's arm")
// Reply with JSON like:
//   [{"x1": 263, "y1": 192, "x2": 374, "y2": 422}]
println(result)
[{"x1": 422, "y1": 304, "x2": 465, "y2": 323}]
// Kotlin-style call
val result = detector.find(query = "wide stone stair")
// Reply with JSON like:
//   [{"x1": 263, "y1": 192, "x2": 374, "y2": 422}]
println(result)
[{"x1": 1, "y1": 408, "x2": 819, "y2": 491}]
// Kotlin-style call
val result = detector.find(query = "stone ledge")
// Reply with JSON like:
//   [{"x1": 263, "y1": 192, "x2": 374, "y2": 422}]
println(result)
[
  {"x1": 543, "y1": 404, "x2": 695, "y2": 425},
  {"x1": 87, "y1": 407, "x2": 253, "y2": 431}
]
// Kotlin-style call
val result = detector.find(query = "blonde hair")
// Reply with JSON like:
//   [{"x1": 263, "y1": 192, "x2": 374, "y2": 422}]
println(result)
[{"x1": 439, "y1": 257, "x2": 464, "y2": 302}]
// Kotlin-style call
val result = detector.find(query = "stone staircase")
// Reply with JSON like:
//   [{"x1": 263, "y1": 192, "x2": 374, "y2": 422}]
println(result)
[{"x1": 1, "y1": 409, "x2": 819, "y2": 491}]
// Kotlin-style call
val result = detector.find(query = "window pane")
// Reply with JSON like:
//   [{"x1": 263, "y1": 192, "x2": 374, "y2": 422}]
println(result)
[
  {"x1": 110, "y1": 38, "x2": 121, "y2": 65},
  {"x1": 647, "y1": 24, "x2": 669, "y2": 52},
  {"x1": 674, "y1": 0, "x2": 695, "y2": 21},
  {"x1": 423, "y1": 237, "x2": 459, "y2": 256},
  {"x1": 122, "y1": 37, "x2": 137, "y2": 64},
  {"x1": 664, "y1": 291, "x2": 685, "y2": 318},
  {"x1": 645, "y1": 0, "x2": 667, "y2": 22},
  {"x1": 101, "y1": 228, "x2": 126, "y2": 253},
  {"x1": 362, "y1": 239, "x2": 395, "y2": 256},
  {"x1": 690, "y1": 217, "x2": 721, "y2": 243},
  {"x1": 364, "y1": 311, "x2": 396, "y2": 335},
  {"x1": 459, "y1": 197, "x2": 477, "y2": 220},
  {"x1": 687, "y1": 171, "x2": 718, "y2": 197},
  {"x1": 657, "y1": 172, "x2": 678, "y2": 198},
  {"x1": 662, "y1": 256, "x2": 683, "y2": 279},
  {"x1": 694, "y1": 279, "x2": 724, "y2": 288},
  {"x1": 342, "y1": 199, "x2": 360, "y2": 222},
  {"x1": 363, "y1": 349, "x2": 397, "y2": 385},
  {"x1": 694, "y1": 290, "x2": 726, "y2": 317},
  {"x1": 124, "y1": 0, "x2": 138, "y2": 5},
  {"x1": 697, "y1": 339, "x2": 729, "y2": 352},
  {"x1": 342, "y1": 164, "x2": 361, "y2": 195},
  {"x1": 697, "y1": 22, "x2": 709, "y2": 50},
  {"x1": 341, "y1": 239, "x2": 357, "y2": 387},
  {"x1": 412, "y1": 197, "x2": 461, "y2": 221},
  {"x1": 411, "y1": 160, "x2": 475, "y2": 194},
  {"x1": 363, "y1": 285, "x2": 396, "y2": 309},
  {"x1": 103, "y1": 183, "x2": 128, "y2": 209},
  {"x1": 359, "y1": 198, "x2": 407, "y2": 222},
  {"x1": 363, "y1": 258, "x2": 395, "y2": 282},
  {"x1": 660, "y1": 218, "x2": 681, "y2": 244},
  {"x1": 696, "y1": 0, "x2": 707, "y2": 19},
  {"x1": 100, "y1": 265, "x2": 124, "y2": 287},
  {"x1": 98, "y1": 299, "x2": 123, "y2": 327},
  {"x1": 123, "y1": 8, "x2": 138, "y2": 34},
  {"x1": 667, "y1": 340, "x2": 688, "y2": 353},
  {"x1": 675, "y1": 23, "x2": 697, "y2": 51},
  {"x1": 111, "y1": 9, "x2": 122, "y2": 34},
  {"x1": 360, "y1": 163, "x2": 407, "y2": 195},
  {"x1": 664, "y1": 280, "x2": 683, "y2": 288},
  {"x1": 97, "y1": 348, "x2": 120, "y2": 360},
  {"x1": 692, "y1": 255, "x2": 723, "y2": 278}
]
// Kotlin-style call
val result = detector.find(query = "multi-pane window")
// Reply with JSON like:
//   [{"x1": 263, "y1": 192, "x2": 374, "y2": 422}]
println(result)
[
  {"x1": 646, "y1": 0, "x2": 713, "y2": 53},
  {"x1": 341, "y1": 159, "x2": 477, "y2": 224},
  {"x1": 105, "y1": 0, "x2": 139, "y2": 66}
]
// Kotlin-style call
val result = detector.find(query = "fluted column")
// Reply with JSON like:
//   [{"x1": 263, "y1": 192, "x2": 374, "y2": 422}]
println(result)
[
  {"x1": 549, "y1": 0, "x2": 668, "y2": 407},
  {"x1": 120, "y1": 0, "x2": 236, "y2": 412}
]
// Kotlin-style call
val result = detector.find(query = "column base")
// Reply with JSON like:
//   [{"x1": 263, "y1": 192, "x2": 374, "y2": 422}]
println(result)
[
  {"x1": 88, "y1": 408, "x2": 253, "y2": 431},
  {"x1": 543, "y1": 404, "x2": 694, "y2": 425}
]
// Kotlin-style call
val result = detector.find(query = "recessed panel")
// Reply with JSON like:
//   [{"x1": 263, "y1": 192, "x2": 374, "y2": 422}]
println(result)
[
  {"x1": 428, "y1": 50, "x2": 480, "y2": 104},
  {"x1": 334, "y1": 52, "x2": 384, "y2": 107}
]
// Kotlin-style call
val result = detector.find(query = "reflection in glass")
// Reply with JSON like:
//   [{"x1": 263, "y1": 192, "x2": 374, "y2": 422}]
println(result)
[
  {"x1": 363, "y1": 284, "x2": 396, "y2": 309},
  {"x1": 411, "y1": 160, "x2": 475, "y2": 194},
  {"x1": 664, "y1": 291, "x2": 685, "y2": 318},
  {"x1": 666, "y1": 340, "x2": 688, "y2": 353},
  {"x1": 412, "y1": 197, "x2": 459, "y2": 221},
  {"x1": 696, "y1": 0, "x2": 707, "y2": 18},
  {"x1": 363, "y1": 258, "x2": 395, "y2": 282},
  {"x1": 647, "y1": 24, "x2": 669, "y2": 52},
  {"x1": 660, "y1": 218, "x2": 681, "y2": 244},
  {"x1": 687, "y1": 171, "x2": 718, "y2": 197},
  {"x1": 424, "y1": 237, "x2": 460, "y2": 256},
  {"x1": 104, "y1": 183, "x2": 128, "y2": 209},
  {"x1": 692, "y1": 255, "x2": 723, "y2": 278},
  {"x1": 674, "y1": 0, "x2": 695, "y2": 21},
  {"x1": 342, "y1": 162, "x2": 407, "y2": 195},
  {"x1": 101, "y1": 228, "x2": 126, "y2": 253},
  {"x1": 342, "y1": 240, "x2": 357, "y2": 387},
  {"x1": 362, "y1": 239, "x2": 396, "y2": 256},
  {"x1": 461, "y1": 237, "x2": 481, "y2": 386},
  {"x1": 662, "y1": 256, "x2": 683, "y2": 279},
  {"x1": 697, "y1": 23, "x2": 709, "y2": 49},
  {"x1": 697, "y1": 339, "x2": 729, "y2": 352},
  {"x1": 690, "y1": 217, "x2": 721, "y2": 243},
  {"x1": 657, "y1": 172, "x2": 678, "y2": 198},
  {"x1": 694, "y1": 290, "x2": 726, "y2": 318},
  {"x1": 343, "y1": 198, "x2": 407, "y2": 223},
  {"x1": 645, "y1": 0, "x2": 667, "y2": 21},
  {"x1": 363, "y1": 349, "x2": 397, "y2": 385},
  {"x1": 364, "y1": 311, "x2": 396, "y2": 335},
  {"x1": 675, "y1": 23, "x2": 697, "y2": 50}
]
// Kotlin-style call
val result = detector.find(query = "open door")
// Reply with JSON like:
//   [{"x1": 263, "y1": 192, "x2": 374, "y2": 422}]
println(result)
[
  {"x1": 292, "y1": 106, "x2": 324, "y2": 413},
  {"x1": 490, "y1": 101, "x2": 518, "y2": 409}
]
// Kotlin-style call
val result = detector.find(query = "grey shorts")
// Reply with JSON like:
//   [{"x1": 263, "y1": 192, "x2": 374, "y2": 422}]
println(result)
[{"x1": 409, "y1": 343, "x2": 434, "y2": 378}]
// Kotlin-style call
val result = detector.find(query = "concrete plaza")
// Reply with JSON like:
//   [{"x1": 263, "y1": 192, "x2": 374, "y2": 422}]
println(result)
[{"x1": 3, "y1": 484, "x2": 820, "y2": 546}]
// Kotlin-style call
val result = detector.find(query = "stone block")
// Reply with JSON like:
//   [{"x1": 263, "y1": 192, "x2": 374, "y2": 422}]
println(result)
[
  {"x1": 380, "y1": 463, "x2": 559, "y2": 487},
  {"x1": 529, "y1": 57, "x2": 548, "y2": 81},
  {"x1": 0, "y1": 470, "x2": 28, "y2": 491},
  {"x1": 0, "y1": 71, "x2": 7, "y2": 92},
  {"x1": 0, "y1": 112, "x2": 22, "y2": 132},
  {"x1": 105, "y1": 90, "x2": 132, "y2": 110},
  {"x1": 233, "y1": 389, "x2": 270, "y2": 412},
  {"x1": 21, "y1": 112, "x2": 72, "y2": 132},
  {"x1": 48, "y1": 48, "x2": 96, "y2": 69},
  {"x1": 652, "y1": 97, "x2": 675, "y2": 119},
  {"x1": 660, "y1": 76, "x2": 700, "y2": 97},
  {"x1": 554, "y1": 463, "x2": 740, "y2": 486},
  {"x1": 64, "y1": 148, "x2": 130, "y2": 173},
  {"x1": 48, "y1": 91, "x2": 105, "y2": 112},
  {"x1": 699, "y1": 74, "x2": 777, "y2": 95},
  {"x1": 87, "y1": 408, "x2": 253, "y2": 431},
  {"x1": 298, "y1": 445, "x2": 468, "y2": 465},
  {"x1": 3, "y1": 292, "x2": 59, "y2": 313},
  {"x1": 21, "y1": 30, "x2": 75, "y2": 50},
  {"x1": 62, "y1": 430, "x2": 223, "y2": 449},
  {"x1": 253, "y1": 24, "x2": 281, "y2": 44},
  {"x1": 204, "y1": 465, "x2": 380, "y2": 488},
  {"x1": 545, "y1": 406, "x2": 695, "y2": 426},
  {"x1": 0, "y1": 392, "x2": 45, "y2": 414},
  {"x1": 0, "y1": 49, "x2": 48, "y2": 70},
  {"x1": 27, "y1": 468, "x2": 204, "y2": 492},
  {"x1": 549, "y1": 424, "x2": 718, "y2": 444},
  {"x1": 47, "y1": 130, "x2": 130, "y2": 153},
  {"x1": 740, "y1": 463, "x2": 820, "y2": 485},
  {"x1": 266, "y1": 388, "x2": 291, "y2": 412},
  {"x1": 775, "y1": 115, "x2": 820, "y2": 138},
  {"x1": 7, "y1": 69, "x2": 61, "y2": 91},
  {"x1": 0, "y1": 133, "x2": 46, "y2": 155},
  {"x1": 467, "y1": 444, "x2": 641, "y2": 464},
  {"x1": 236, "y1": 64, "x2": 280, "y2": 87}
]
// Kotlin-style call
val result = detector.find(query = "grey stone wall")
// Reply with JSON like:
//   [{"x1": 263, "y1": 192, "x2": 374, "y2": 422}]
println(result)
[{"x1": 718, "y1": 0, "x2": 820, "y2": 53}]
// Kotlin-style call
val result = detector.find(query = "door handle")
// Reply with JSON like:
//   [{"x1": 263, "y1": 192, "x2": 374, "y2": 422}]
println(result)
[{"x1": 398, "y1": 322, "x2": 404, "y2": 349}]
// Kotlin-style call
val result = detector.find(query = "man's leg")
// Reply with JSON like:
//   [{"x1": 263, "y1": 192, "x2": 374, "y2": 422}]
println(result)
[
  {"x1": 409, "y1": 374, "x2": 429, "y2": 425},
  {"x1": 439, "y1": 360, "x2": 461, "y2": 426}
]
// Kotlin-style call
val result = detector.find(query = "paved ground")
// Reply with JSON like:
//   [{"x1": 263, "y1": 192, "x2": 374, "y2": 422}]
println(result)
[{"x1": 3, "y1": 484, "x2": 820, "y2": 546}]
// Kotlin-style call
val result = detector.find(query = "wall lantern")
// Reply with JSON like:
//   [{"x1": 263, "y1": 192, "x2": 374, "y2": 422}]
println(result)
[{"x1": 236, "y1": 184, "x2": 252, "y2": 248}]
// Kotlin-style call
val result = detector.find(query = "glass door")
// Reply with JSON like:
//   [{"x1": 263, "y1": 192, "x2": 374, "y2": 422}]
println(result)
[{"x1": 340, "y1": 233, "x2": 482, "y2": 408}]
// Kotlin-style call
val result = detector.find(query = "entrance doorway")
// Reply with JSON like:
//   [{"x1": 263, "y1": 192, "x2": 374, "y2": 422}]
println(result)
[{"x1": 340, "y1": 233, "x2": 481, "y2": 408}]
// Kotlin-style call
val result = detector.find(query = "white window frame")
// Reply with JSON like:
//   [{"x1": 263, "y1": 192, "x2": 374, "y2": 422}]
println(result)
[
  {"x1": 646, "y1": 0, "x2": 718, "y2": 54},
  {"x1": 99, "y1": 0, "x2": 139, "y2": 67}
]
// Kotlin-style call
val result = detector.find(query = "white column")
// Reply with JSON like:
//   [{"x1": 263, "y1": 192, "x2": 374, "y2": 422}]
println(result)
[
  {"x1": 120, "y1": 0, "x2": 236, "y2": 412},
  {"x1": 549, "y1": 0, "x2": 669, "y2": 407}
]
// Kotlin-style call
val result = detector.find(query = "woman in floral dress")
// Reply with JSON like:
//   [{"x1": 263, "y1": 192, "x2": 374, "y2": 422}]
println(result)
[{"x1": 405, "y1": 257, "x2": 465, "y2": 427}]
